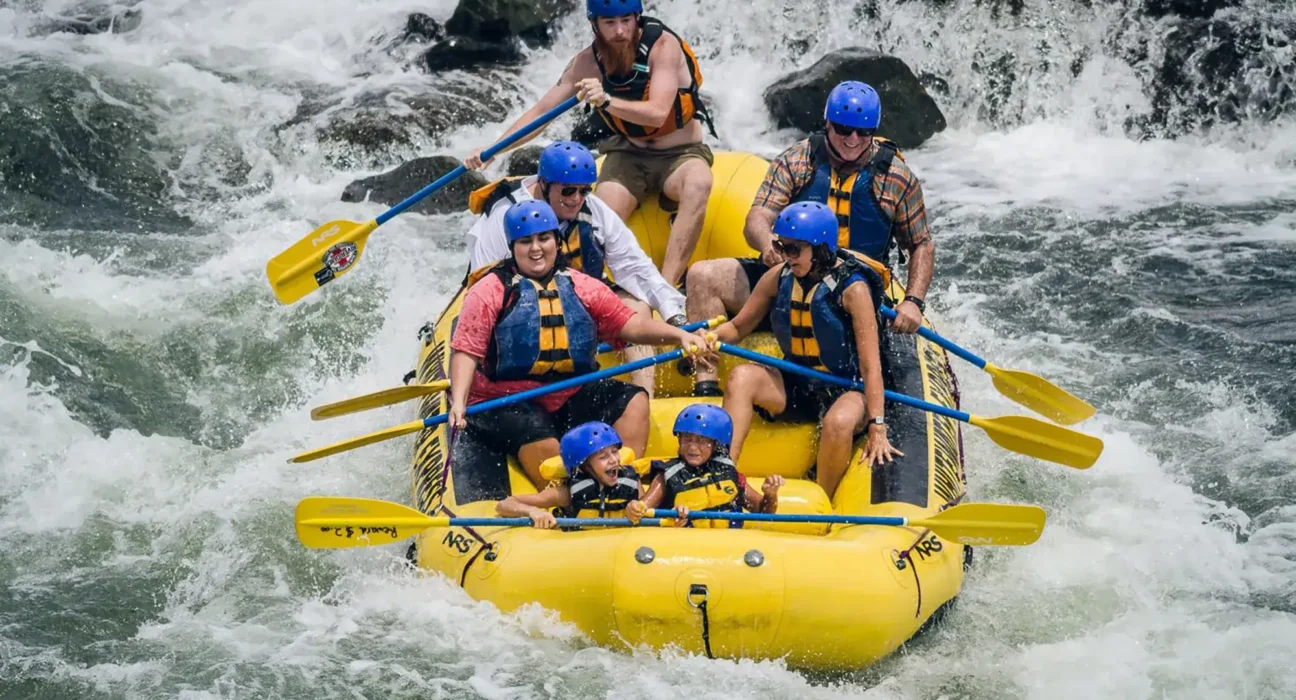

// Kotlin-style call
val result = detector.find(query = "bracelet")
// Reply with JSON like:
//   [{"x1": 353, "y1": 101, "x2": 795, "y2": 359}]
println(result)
[{"x1": 903, "y1": 295, "x2": 926, "y2": 313}]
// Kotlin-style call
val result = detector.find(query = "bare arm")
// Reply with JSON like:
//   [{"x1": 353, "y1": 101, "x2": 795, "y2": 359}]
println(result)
[
  {"x1": 743, "y1": 206, "x2": 778, "y2": 260},
  {"x1": 843, "y1": 284, "x2": 885, "y2": 422},
  {"x1": 712, "y1": 265, "x2": 781, "y2": 343},
  {"x1": 465, "y1": 55, "x2": 582, "y2": 167},
  {"x1": 618, "y1": 313, "x2": 704, "y2": 350},
  {"x1": 600, "y1": 36, "x2": 683, "y2": 129},
  {"x1": 448, "y1": 350, "x2": 479, "y2": 429},
  {"x1": 904, "y1": 238, "x2": 934, "y2": 301},
  {"x1": 496, "y1": 485, "x2": 571, "y2": 528},
  {"x1": 496, "y1": 486, "x2": 570, "y2": 516}
]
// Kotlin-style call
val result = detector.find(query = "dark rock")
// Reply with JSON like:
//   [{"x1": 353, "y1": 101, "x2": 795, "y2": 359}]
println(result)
[
  {"x1": 1142, "y1": 0, "x2": 1240, "y2": 19},
  {"x1": 422, "y1": 35, "x2": 525, "y2": 72},
  {"x1": 404, "y1": 12, "x2": 444, "y2": 43},
  {"x1": 761, "y1": 48, "x2": 947, "y2": 149},
  {"x1": 444, "y1": 0, "x2": 577, "y2": 45},
  {"x1": 1141, "y1": 15, "x2": 1296, "y2": 135},
  {"x1": 341, "y1": 156, "x2": 487, "y2": 215},
  {"x1": 288, "y1": 82, "x2": 515, "y2": 168},
  {"x1": 36, "y1": 7, "x2": 142, "y2": 35},
  {"x1": 504, "y1": 144, "x2": 545, "y2": 177}
]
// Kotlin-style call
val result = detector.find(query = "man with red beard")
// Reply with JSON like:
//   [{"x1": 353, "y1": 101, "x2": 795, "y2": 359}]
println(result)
[{"x1": 464, "y1": 0, "x2": 715, "y2": 289}]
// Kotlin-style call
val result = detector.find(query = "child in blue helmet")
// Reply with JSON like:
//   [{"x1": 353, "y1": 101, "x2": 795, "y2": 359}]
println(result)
[
  {"x1": 627, "y1": 404, "x2": 784, "y2": 528},
  {"x1": 496, "y1": 421, "x2": 647, "y2": 529}
]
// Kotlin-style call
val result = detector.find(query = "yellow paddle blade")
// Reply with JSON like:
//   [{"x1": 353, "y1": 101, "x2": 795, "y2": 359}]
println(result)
[
  {"x1": 265, "y1": 219, "x2": 378, "y2": 305},
  {"x1": 914, "y1": 503, "x2": 1047, "y2": 546},
  {"x1": 294, "y1": 496, "x2": 448, "y2": 549},
  {"x1": 310, "y1": 380, "x2": 451, "y2": 420},
  {"x1": 289, "y1": 418, "x2": 425, "y2": 463},
  {"x1": 968, "y1": 414, "x2": 1103, "y2": 469},
  {"x1": 986, "y1": 362, "x2": 1096, "y2": 426}
]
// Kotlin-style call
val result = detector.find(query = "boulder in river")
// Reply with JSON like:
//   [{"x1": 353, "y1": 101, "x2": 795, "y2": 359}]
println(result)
[
  {"x1": 341, "y1": 156, "x2": 487, "y2": 215},
  {"x1": 762, "y1": 48, "x2": 947, "y2": 149}
]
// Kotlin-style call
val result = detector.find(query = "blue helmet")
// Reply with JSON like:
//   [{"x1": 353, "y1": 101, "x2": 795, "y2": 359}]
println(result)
[
  {"x1": 504, "y1": 200, "x2": 561, "y2": 244},
  {"x1": 560, "y1": 421, "x2": 623, "y2": 474},
  {"x1": 673, "y1": 403, "x2": 733, "y2": 449},
  {"x1": 538, "y1": 141, "x2": 597, "y2": 186},
  {"x1": 773, "y1": 201, "x2": 839, "y2": 251},
  {"x1": 824, "y1": 81, "x2": 881, "y2": 131},
  {"x1": 587, "y1": 0, "x2": 642, "y2": 18}
]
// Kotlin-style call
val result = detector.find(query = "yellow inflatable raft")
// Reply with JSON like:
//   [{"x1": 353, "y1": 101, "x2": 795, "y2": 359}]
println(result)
[{"x1": 406, "y1": 152, "x2": 969, "y2": 670}]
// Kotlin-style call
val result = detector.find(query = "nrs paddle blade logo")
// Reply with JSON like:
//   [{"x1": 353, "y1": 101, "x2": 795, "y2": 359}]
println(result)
[{"x1": 314, "y1": 241, "x2": 358, "y2": 286}]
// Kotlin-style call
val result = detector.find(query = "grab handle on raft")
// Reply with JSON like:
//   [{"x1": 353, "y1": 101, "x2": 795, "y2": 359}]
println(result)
[
  {"x1": 290, "y1": 346, "x2": 691, "y2": 463},
  {"x1": 879, "y1": 305, "x2": 1095, "y2": 425},
  {"x1": 309, "y1": 316, "x2": 726, "y2": 420},
  {"x1": 715, "y1": 342, "x2": 1103, "y2": 470},
  {"x1": 265, "y1": 96, "x2": 581, "y2": 305}
]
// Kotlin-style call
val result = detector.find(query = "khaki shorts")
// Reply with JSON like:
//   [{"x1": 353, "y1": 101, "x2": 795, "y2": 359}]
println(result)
[{"x1": 596, "y1": 136, "x2": 714, "y2": 209}]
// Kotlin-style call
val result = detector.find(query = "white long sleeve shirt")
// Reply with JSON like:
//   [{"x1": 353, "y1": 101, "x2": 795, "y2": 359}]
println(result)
[{"x1": 464, "y1": 176, "x2": 687, "y2": 320}]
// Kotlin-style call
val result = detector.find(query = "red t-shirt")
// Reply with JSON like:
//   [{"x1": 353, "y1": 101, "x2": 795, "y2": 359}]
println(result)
[{"x1": 451, "y1": 269, "x2": 636, "y2": 412}]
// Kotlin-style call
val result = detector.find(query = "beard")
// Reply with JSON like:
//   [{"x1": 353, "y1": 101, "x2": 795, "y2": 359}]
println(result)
[{"x1": 593, "y1": 27, "x2": 640, "y2": 77}]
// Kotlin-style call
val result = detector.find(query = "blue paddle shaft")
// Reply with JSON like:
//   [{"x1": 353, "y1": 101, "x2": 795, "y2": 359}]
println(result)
[
  {"x1": 423, "y1": 347, "x2": 687, "y2": 428},
  {"x1": 444, "y1": 511, "x2": 909, "y2": 527},
  {"x1": 375, "y1": 96, "x2": 580, "y2": 225},
  {"x1": 653, "y1": 510, "x2": 907, "y2": 526},
  {"x1": 879, "y1": 305, "x2": 986, "y2": 369},
  {"x1": 716, "y1": 343, "x2": 973, "y2": 424},
  {"x1": 447, "y1": 517, "x2": 664, "y2": 527}
]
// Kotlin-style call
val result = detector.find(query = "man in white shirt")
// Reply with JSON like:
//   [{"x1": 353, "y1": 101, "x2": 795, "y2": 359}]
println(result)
[{"x1": 464, "y1": 141, "x2": 687, "y2": 395}]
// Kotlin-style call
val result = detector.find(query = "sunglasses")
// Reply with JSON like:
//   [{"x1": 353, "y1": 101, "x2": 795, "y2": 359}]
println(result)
[
  {"x1": 772, "y1": 238, "x2": 806, "y2": 257},
  {"x1": 559, "y1": 185, "x2": 593, "y2": 198},
  {"x1": 828, "y1": 122, "x2": 875, "y2": 138}
]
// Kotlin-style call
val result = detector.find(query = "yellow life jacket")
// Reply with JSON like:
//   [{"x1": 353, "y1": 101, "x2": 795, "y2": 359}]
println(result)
[
  {"x1": 656, "y1": 456, "x2": 744, "y2": 529},
  {"x1": 467, "y1": 176, "x2": 527, "y2": 215}
]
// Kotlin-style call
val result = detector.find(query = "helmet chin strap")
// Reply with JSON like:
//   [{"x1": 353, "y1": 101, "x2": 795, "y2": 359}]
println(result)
[{"x1": 824, "y1": 132, "x2": 868, "y2": 167}]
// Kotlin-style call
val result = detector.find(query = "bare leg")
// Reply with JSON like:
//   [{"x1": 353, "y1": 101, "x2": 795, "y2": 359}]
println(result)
[
  {"x1": 817, "y1": 392, "x2": 866, "y2": 500},
  {"x1": 684, "y1": 258, "x2": 757, "y2": 383},
  {"x1": 721, "y1": 364, "x2": 786, "y2": 460},
  {"x1": 617, "y1": 291, "x2": 656, "y2": 398},
  {"x1": 518, "y1": 438, "x2": 560, "y2": 490},
  {"x1": 659, "y1": 158, "x2": 713, "y2": 286},
  {"x1": 593, "y1": 179, "x2": 638, "y2": 221},
  {"x1": 611, "y1": 390, "x2": 650, "y2": 459}
]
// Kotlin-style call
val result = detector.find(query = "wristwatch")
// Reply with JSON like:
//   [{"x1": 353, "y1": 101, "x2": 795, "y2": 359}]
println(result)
[
  {"x1": 867, "y1": 416, "x2": 886, "y2": 427},
  {"x1": 903, "y1": 295, "x2": 926, "y2": 313}
]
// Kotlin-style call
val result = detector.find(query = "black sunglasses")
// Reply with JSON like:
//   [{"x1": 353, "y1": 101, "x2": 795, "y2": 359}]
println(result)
[
  {"x1": 829, "y1": 121, "x2": 875, "y2": 138},
  {"x1": 559, "y1": 185, "x2": 593, "y2": 198},
  {"x1": 772, "y1": 238, "x2": 806, "y2": 257}
]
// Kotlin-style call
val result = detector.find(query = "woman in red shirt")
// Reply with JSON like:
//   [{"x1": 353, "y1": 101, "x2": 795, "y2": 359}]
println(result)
[{"x1": 449, "y1": 200, "x2": 707, "y2": 489}]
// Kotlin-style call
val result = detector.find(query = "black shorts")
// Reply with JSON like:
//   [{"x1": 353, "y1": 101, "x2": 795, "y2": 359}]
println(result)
[
  {"x1": 464, "y1": 378, "x2": 647, "y2": 456},
  {"x1": 756, "y1": 372, "x2": 863, "y2": 431}
]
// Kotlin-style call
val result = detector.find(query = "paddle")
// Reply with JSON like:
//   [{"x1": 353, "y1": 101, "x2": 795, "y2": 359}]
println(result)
[
  {"x1": 295, "y1": 497, "x2": 1044, "y2": 549},
  {"x1": 715, "y1": 343, "x2": 1103, "y2": 470},
  {"x1": 294, "y1": 496, "x2": 663, "y2": 549},
  {"x1": 310, "y1": 316, "x2": 726, "y2": 421},
  {"x1": 880, "y1": 306, "x2": 1095, "y2": 425},
  {"x1": 290, "y1": 346, "x2": 691, "y2": 463},
  {"x1": 649, "y1": 502, "x2": 1046, "y2": 546},
  {"x1": 265, "y1": 95, "x2": 581, "y2": 306}
]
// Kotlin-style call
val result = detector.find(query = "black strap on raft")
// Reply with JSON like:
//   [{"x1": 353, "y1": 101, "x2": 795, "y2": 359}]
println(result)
[{"x1": 687, "y1": 583, "x2": 714, "y2": 659}]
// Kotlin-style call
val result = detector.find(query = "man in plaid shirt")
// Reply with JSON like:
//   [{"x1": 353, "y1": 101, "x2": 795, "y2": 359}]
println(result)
[{"x1": 683, "y1": 81, "x2": 936, "y2": 396}]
